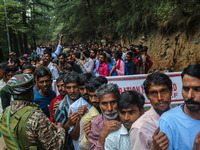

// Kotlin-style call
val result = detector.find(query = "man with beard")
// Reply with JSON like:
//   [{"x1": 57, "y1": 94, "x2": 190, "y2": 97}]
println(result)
[
  {"x1": 79, "y1": 76, "x2": 107, "y2": 150},
  {"x1": 88, "y1": 83, "x2": 121, "y2": 150},
  {"x1": 54, "y1": 72, "x2": 91, "y2": 150},
  {"x1": 33, "y1": 67, "x2": 56, "y2": 118},
  {"x1": 43, "y1": 51, "x2": 59, "y2": 79},
  {"x1": 130, "y1": 72, "x2": 172, "y2": 150},
  {"x1": 49, "y1": 75, "x2": 67, "y2": 122},
  {"x1": 158, "y1": 64, "x2": 200, "y2": 150},
  {"x1": 105, "y1": 90, "x2": 145, "y2": 150}
]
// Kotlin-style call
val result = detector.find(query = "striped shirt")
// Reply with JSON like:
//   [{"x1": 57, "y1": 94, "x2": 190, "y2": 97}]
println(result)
[{"x1": 54, "y1": 95, "x2": 74, "y2": 125}]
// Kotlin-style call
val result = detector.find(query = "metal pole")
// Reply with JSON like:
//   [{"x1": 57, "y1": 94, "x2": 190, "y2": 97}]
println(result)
[{"x1": 3, "y1": 0, "x2": 11, "y2": 54}]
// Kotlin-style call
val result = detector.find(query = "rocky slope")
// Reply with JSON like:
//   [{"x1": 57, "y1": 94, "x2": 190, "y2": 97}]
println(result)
[{"x1": 124, "y1": 32, "x2": 200, "y2": 72}]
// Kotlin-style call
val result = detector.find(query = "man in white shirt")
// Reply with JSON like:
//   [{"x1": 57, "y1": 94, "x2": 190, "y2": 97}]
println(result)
[
  {"x1": 43, "y1": 51, "x2": 59, "y2": 79},
  {"x1": 105, "y1": 90, "x2": 145, "y2": 150},
  {"x1": 79, "y1": 50, "x2": 94, "y2": 74}
]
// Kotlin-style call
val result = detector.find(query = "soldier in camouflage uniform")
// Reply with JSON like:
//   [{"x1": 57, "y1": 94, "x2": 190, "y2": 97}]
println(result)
[{"x1": 0, "y1": 74, "x2": 65, "y2": 150}]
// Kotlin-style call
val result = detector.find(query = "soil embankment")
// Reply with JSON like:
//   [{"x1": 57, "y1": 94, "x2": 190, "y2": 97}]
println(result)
[{"x1": 124, "y1": 32, "x2": 200, "y2": 72}]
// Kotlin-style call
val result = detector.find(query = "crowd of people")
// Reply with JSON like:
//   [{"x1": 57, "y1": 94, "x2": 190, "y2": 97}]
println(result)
[{"x1": 0, "y1": 35, "x2": 199, "y2": 150}]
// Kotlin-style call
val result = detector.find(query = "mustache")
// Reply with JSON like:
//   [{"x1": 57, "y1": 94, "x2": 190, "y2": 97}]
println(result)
[
  {"x1": 104, "y1": 110, "x2": 118, "y2": 115},
  {"x1": 185, "y1": 99, "x2": 200, "y2": 106}
]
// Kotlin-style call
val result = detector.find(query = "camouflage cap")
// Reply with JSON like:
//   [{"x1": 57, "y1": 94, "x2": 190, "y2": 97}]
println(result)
[{"x1": 7, "y1": 74, "x2": 34, "y2": 95}]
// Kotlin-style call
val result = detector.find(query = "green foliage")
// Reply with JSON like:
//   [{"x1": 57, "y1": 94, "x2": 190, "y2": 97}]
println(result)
[{"x1": 0, "y1": 0, "x2": 200, "y2": 58}]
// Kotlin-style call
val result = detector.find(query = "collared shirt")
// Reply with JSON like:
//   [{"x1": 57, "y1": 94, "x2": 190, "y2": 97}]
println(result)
[
  {"x1": 93, "y1": 58, "x2": 100, "y2": 75},
  {"x1": 114, "y1": 59, "x2": 125, "y2": 76},
  {"x1": 47, "y1": 62, "x2": 59, "y2": 79},
  {"x1": 76, "y1": 59, "x2": 87, "y2": 73},
  {"x1": 49, "y1": 94, "x2": 63, "y2": 122},
  {"x1": 83, "y1": 58, "x2": 94, "y2": 73},
  {"x1": 99, "y1": 62, "x2": 109, "y2": 77},
  {"x1": 0, "y1": 79, "x2": 6, "y2": 115},
  {"x1": 130, "y1": 107, "x2": 160, "y2": 150},
  {"x1": 68, "y1": 98, "x2": 92, "y2": 150},
  {"x1": 79, "y1": 106, "x2": 99, "y2": 150},
  {"x1": 105, "y1": 124, "x2": 130, "y2": 150},
  {"x1": 54, "y1": 95, "x2": 74, "y2": 125},
  {"x1": 158, "y1": 105, "x2": 200, "y2": 150},
  {"x1": 88, "y1": 114, "x2": 109, "y2": 150}
]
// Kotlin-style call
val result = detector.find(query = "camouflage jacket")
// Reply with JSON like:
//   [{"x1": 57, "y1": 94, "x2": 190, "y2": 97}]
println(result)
[{"x1": 9, "y1": 100, "x2": 65, "y2": 150}]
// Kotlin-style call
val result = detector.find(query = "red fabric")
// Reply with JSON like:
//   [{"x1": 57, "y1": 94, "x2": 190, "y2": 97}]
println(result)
[
  {"x1": 49, "y1": 94, "x2": 63, "y2": 122},
  {"x1": 116, "y1": 59, "x2": 121, "y2": 76},
  {"x1": 99, "y1": 62, "x2": 109, "y2": 77}
]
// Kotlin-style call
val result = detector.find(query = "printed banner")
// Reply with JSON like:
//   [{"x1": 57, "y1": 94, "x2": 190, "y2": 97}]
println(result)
[{"x1": 52, "y1": 72, "x2": 184, "y2": 107}]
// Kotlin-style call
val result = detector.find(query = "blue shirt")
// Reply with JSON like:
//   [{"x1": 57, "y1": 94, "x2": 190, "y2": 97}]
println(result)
[
  {"x1": 33, "y1": 85, "x2": 37, "y2": 94},
  {"x1": 158, "y1": 105, "x2": 200, "y2": 150},
  {"x1": 107, "y1": 63, "x2": 116, "y2": 76},
  {"x1": 33, "y1": 90, "x2": 56, "y2": 118},
  {"x1": 93, "y1": 58, "x2": 99, "y2": 75},
  {"x1": 68, "y1": 98, "x2": 91, "y2": 150},
  {"x1": 52, "y1": 45, "x2": 62, "y2": 59},
  {"x1": 105, "y1": 124, "x2": 130, "y2": 150}
]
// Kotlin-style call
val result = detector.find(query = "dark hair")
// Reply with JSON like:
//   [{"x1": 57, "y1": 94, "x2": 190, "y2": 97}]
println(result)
[
  {"x1": 119, "y1": 90, "x2": 145, "y2": 110},
  {"x1": 79, "y1": 73, "x2": 93, "y2": 86},
  {"x1": 90, "y1": 49, "x2": 97, "y2": 55},
  {"x1": 20, "y1": 56, "x2": 27, "y2": 61},
  {"x1": 44, "y1": 51, "x2": 51, "y2": 57},
  {"x1": 83, "y1": 50, "x2": 90, "y2": 58},
  {"x1": 126, "y1": 52, "x2": 133, "y2": 57},
  {"x1": 66, "y1": 53, "x2": 72, "y2": 58},
  {"x1": 56, "y1": 74, "x2": 64, "y2": 83},
  {"x1": 96, "y1": 76, "x2": 108, "y2": 84},
  {"x1": 74, "y1": 52, "x2": 81, "y2": 59},
  {"x1": 142, "y1": 46, "x2": 148, "y2": 51},
  {"x1": 85, "y1": 77, "x2": 102, "y2": 92},
  {"x1": 130, "y1": 48, "x2": 136, "y2": 53},
  {"x1": 99, "y1": 53, "x2": 106, "y2": 59},
  {"x1": 106, "y1": 49, "x2": 112, "y2": 55},
  {"x1": 114, "y1": 50, "x2": 122, "y2": 59},
  {"x1": 143, "y1": 72, "x2": 172, "y2": 95},
  {"x1": 181, "y1": 64, "x2": 200, "y2": 80},
  {"x1": 36, "y1": 66, "x2": 52, "y2": 81},
  {"x1": 21, "y1": 63, "x2": 35, "y2": 71},
  {"x1": 58, "y1": 53, "x2": 66, "y2": 58},
  {"x1": 63, "y1": 71, "x2": 79, "y2": 85},
  {"x1": 11, "y1": 57, "x2": 20, "y2": 67},
  {"x1": 0, "y1": 62, "x2": 7, "y2": 71},
  {"x1": 5, "y1": 65, "x2": 17, "y2": 74}
]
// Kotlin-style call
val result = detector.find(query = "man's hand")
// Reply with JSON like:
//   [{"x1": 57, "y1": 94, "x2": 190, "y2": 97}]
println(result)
[
  {"x1": 99, "y1": 120, "x2": 121, "y2": 146},
  {"x1": 79, "y1": 60, "x2": 85, "y2": 66},
  {"x1": 64, "y1": 109, "x2": 79, "y2": 130},
  {"x1": 53, "y1": 123, "x2": 63, "y2": 130},
  {"x1": 53, "y1": 101, "x2": 61, "y2": 111},
  {"x1": 152, "y1": 127, "x2": 169, "y2": 150},
  {"x1": 78, "y1": 105, "x2": 88, "y2": 118},
  {"x1": 52, "y1": 63, "x2": 58, "y2": 67},
  {"x1": 193, "y1": 131, "x2": 200, "y2": 150},
  {"x1": 84, "y1": 120, "x2": 91, "y2": 139}
]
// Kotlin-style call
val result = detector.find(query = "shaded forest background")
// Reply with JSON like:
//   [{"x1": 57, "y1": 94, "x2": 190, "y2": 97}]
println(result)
[{"x1": 0, "y1": 0, "x2": 200, "y2": 70}]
